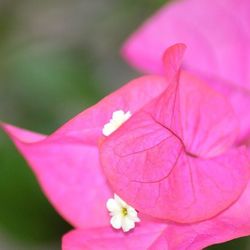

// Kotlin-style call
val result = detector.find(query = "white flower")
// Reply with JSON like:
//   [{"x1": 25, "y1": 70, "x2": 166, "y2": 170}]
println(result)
[
  {"x1": 106, "y1": 194, "x2": 140, "y2": 232},
  {"x1": 102, "y1": 110, "x2": 131, "y2": 136}
]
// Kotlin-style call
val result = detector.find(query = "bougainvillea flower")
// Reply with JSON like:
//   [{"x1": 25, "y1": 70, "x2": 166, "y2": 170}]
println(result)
[
  {"x1": 101, "y1": 44, "x2": 249, "y2": 223},
  {"x1": 122, "y1": 0, "x2": 250, "y2": 146},
  {"x1": 1, "y1": 44, "x2": 250, "y2": 249}
]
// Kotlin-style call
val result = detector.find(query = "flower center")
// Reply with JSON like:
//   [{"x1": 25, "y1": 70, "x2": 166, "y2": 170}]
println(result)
[
  {"x1": 122, "y1": 207, "x2": 128, "y2": 216},
  {"x1": 106, "y1": 194, "x2": 140, "y2": 232},
  {"x1": 102, "y1": 110, "x2": 131, "y2": 136}
]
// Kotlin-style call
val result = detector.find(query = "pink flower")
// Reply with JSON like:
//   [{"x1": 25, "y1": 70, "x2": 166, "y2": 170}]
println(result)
[
  {"x1": 123, "y1": 0, "x2": 250, "y2": 147},
  {"x1": 1, "y1": 44, "x2": 250, "y2": 249}
]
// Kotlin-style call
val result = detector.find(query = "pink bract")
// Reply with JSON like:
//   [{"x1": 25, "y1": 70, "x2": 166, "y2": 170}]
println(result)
[
  {"x1": 122, "y1": 0, "x2": 250, "y2": 146},
  {"x1": 101, "y1": 45, "x2": 249, "y2": 223},
  {"x1": 1, "y1": 44, "x2": 250, "y2": 249},
  {"x1": 122, "y1": 0, "x2": 250, "y2": 91}
]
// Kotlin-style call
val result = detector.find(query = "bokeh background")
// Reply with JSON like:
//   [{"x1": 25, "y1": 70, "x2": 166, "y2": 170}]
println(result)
[{"x1": 0, "y1": 0, "x2": 249, "y2": 249}]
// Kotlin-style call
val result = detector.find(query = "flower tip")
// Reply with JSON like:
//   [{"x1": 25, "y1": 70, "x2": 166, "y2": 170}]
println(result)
[
  {"x1": 162, "y1": 43, "x2": 186, "y2": 80},
  {"x1": 162, "y1": 43, "x2": 186, "y2": 66}
]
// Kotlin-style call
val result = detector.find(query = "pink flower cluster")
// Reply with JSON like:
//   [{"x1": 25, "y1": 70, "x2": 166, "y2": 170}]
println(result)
[{"x1": 2, "y1": 0, "x2": 250, "y2": 249}]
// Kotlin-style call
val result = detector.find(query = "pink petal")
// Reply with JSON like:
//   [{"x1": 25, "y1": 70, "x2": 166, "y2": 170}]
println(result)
[
  {"x1": 62, "y1": 222, "x2": 167, "y2": 250},
  {"x1": 122, "y1": 0, "x2": 250, "y2": 91},
  {"x1": 203, "y1": 75, "x2": 250, "y2": 145},
  {"x1": 179, "y1": 72, "x2": 238, "y2": 157},
  {"x1": 164, "y1": 180, "x2": 250, "y2": 249},
  {"x1": 1, "y1": 75, "x2": 169, "y2": 228},
  {"x1": 2, "y1": 123, "x2": 112, "y2": 228},
  {"x1": 101, "y1": 70, "x2": 249, "y2": 223}
]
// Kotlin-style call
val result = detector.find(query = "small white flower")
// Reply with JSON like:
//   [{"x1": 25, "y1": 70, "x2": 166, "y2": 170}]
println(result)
[
  {"x1": 102, "y1": 110, "x2": 132, "y2": 136},
  {"x1": 106, "y1": 194, "x2": 140, "y2": 232}
]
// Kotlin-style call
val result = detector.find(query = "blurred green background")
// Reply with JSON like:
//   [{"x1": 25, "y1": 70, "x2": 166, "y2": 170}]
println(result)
[{"x1": 0, "y1": 0, "x2": 249, "y2": 249}]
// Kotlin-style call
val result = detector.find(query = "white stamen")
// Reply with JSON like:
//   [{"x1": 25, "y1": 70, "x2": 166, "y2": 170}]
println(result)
[
  {"x1": 102, "y1": 110, "x2": 131, "y2": 136},
  {"x1": 106, "y1": 194, "x2": 140, "y2": 232}
]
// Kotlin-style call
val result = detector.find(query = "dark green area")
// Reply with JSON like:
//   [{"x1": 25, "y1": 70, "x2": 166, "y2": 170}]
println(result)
[{"x1": 207, "y1": 237, "x2": 249, "y2": 250}]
